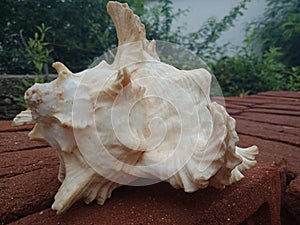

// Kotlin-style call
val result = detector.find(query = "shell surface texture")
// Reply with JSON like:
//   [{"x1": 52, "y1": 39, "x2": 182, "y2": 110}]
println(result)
[{"x1": 13, "y1": 1, "x2": 258, "y2": 214}]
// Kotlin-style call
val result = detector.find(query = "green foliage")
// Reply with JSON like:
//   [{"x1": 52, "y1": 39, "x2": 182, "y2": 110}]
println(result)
[
  {"x1": 184, "y1": 0, "x2": 251, "y2": 61},
  {"x1": 210, "y1": 44, "x2": 300, "y2": 96},
  {"x1": 1, "y1": 0, "x2": 250, "y2": 75},
  {"x1": 15, "y1": 79, "x2": 34, "y2": 108},
  {"x1": 26, "y1": 23, "x2": 53, "y2": 76},
  {"x1": 143, "y1": 0, "x2": 188, "y2": 43},
  {"x1": 249, "y1": 0, "x2": 300, "y2": 68},
  {"x1": 285, "y1": 66, "x2": 300, "y2": 91},
  {"x1": 231, "y1": 0, "x2": 300, "y2": 95},
  {"x1": 205, "y1": 0, "x2": 300, "y2": 96},
  {"x1": 209, "y1": 47, "x2": 279, "y2": 96},
  {"x1": 144, "y1": 0, "x2": 251, "y2": 62},
  {"x1": 14, "y1": 24, "x2": 53, "y2": 108},
  {"x1": 1, "y1": 0, "x2": 299, "y2": 96},
  {"x1": 0, "y1": 0, "x2": 148, "y2": 74}
]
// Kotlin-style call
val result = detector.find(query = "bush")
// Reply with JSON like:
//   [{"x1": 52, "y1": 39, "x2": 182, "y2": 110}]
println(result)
[
  {"x1": 249, "y1": 0, "x2": 300, "y2": 68},
  {"x1": 210, "y1": 47, "x2": 281, "y2": 96},
  {"x1": 207, "y1": 0, "x2": 300, "y2": 96},
  {"x1": 1, "y1": 0, "x2": 298, "y2": 96},
  {"x1": 0, "y1": 0, "x2": 147, "y2": 74}
]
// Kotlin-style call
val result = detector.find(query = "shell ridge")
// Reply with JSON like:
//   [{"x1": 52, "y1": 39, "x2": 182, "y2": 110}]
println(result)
[{"x1": 12, "y1": 1, "x2": 258, "y2": 213}]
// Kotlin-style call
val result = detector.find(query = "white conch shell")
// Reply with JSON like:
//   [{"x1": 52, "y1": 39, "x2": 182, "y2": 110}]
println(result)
[{"x1": 13, "y1": 1, "x2": 258, "y2": 214}]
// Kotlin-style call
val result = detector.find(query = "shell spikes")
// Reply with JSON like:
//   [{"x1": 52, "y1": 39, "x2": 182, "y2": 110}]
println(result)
[{"x1": 12, "y1": 1, "x2": 258, "y2": 214}]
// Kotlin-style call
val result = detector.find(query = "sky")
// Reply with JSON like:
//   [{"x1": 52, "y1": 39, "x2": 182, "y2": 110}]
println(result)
[{"x1": 170, "y1": 0, "x2": 267, "y2": 46}]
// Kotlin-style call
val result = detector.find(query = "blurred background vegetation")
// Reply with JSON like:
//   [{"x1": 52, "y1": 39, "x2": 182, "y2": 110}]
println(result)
[{"x1": 0, "y1": 0, "x2": 299, "y2": 96}]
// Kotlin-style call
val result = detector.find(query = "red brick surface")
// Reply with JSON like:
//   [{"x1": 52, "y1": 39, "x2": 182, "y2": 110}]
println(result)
[
  {"x1": 1, "y1": 91, "x2": 299, "y2": 225},
  {"x1": 8, "y1": 164, "x2": 280, "y2": 225}
]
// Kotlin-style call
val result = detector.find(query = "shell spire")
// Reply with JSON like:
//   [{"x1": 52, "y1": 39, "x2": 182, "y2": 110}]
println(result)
[
  {"x1": 107, "y1": 1, "x2": 146, "y2": 45},
  {"x1": 107, "y1": 1, "x2": 160, "y2": 63}
]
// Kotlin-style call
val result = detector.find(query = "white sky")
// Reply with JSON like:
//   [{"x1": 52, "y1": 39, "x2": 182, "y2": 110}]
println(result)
[{"x1": 170, "y1": 0, "x2": 267, "y2": 46}]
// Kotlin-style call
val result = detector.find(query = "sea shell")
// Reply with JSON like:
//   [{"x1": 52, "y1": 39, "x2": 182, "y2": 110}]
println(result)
[{"x1": 13, "y1": 1, "x2": 258, "y2": 214}]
